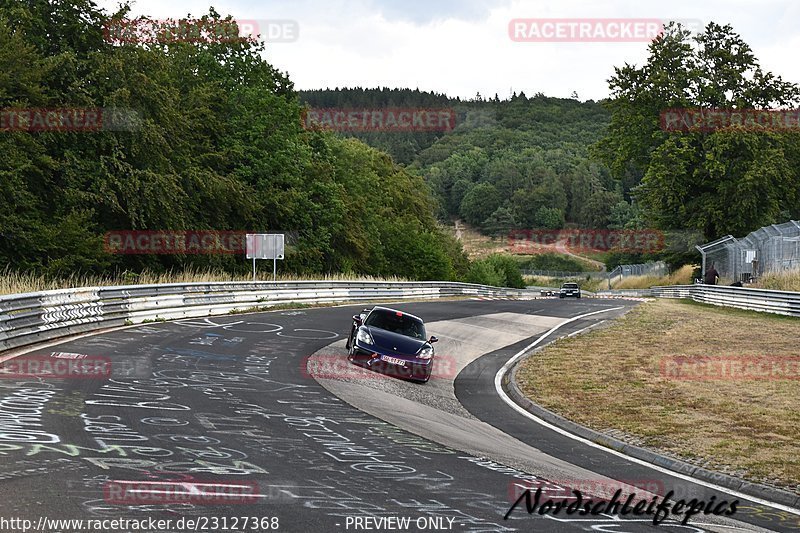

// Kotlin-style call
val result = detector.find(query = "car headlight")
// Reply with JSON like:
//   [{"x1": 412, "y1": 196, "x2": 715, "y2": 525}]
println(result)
[
  {"x1": 356, "y1": 327, "x2": 374, "y2": 345},
  {"x1": 417, "y1": 346, "x2": 434, "y2": 360}
]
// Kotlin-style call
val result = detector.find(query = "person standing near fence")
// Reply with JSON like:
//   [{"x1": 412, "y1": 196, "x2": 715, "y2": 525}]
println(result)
[{"x1": 705, "y1": 263, "x2": 719, "y2": 285}]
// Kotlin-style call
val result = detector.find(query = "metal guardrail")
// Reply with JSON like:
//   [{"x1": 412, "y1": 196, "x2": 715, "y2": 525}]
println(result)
[
  {"x1": 596, "y1": 284, "x2": 800, "y2": 317},
  {"x1": 0, "y1": 281, "x2": 537, "y2": 354},
  {"x1": 4, "y1": 279, "x2": 795, "y2": 356}
]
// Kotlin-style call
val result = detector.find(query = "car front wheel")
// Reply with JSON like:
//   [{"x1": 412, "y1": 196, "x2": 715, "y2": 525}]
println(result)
[{"x1": 345, "y1": 325, "x2": 354, "y2": 350}]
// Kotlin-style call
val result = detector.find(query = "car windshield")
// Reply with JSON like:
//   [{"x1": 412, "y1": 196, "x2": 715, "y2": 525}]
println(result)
[
  {"x1": 365, "y1": 309, "x2": 426, "y2": 340},
  {"x1": 563, "y1": 283, "x2": 579, "y2": 288}
]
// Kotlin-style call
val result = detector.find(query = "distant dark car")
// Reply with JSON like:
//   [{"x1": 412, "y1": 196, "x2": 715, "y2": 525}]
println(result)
[
  {"x1": 345, "y1": 306, "x2": 438, "y2": 383},
  {"x1": 559, "y1": 282, "x2": 581, "y2": 299}
]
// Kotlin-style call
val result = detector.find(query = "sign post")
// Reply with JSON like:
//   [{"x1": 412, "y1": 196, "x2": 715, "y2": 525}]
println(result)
[{"x1": 246, "y1": 233, "x2": 285, "y2": 281}]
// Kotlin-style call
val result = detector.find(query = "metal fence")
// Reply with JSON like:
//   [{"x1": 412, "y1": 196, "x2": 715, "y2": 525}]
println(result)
[
  {"x1": 605, "y1": 261, "x2": 668, "y2": 289},
  {"x1": 698, "y1": 220, "x2": 800, "y2": 284},
  {"x1": 519, "y1": 270, "x2": 607, "y2": 279},
  {"x1": 522, "y1": 262, "x2": 669, "y2": 289}
]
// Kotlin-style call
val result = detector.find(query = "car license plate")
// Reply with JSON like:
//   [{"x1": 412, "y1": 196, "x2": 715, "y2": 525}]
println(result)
[{"x1": 381, "y1": 355, "x2": 406, "y2": 367}]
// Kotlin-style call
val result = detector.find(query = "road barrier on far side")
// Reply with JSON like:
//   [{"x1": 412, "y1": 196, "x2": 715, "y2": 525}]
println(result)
[
  {"x1": 0, "y1": 281, "x2": 537, "y2": 354},
  {"x1": 596, "y1": 284, "x2": 800, "y2": 317}
]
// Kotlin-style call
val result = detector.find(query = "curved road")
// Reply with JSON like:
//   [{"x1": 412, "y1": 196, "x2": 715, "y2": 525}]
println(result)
[{"x1": 0, "y1": 299, "x2": 797, "y2": 532}]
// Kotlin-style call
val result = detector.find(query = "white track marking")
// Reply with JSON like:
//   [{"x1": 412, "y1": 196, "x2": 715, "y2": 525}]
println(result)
[{"x1": 567, "y1": 320, "x2": 606, "y2": 338}]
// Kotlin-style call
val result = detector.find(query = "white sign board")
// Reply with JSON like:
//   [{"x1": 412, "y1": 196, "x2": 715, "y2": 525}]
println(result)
[
  {"x1": 246, "y1": 234, "x2": 284, "y2": 260},
  {"x1": 246, "y1": 233, "x2": 284, "y2": 281}
]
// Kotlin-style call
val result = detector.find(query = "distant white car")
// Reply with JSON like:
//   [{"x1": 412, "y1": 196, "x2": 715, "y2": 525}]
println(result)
[{"x1": 559, "y1": 282, "x2": 581, "y2": 299}]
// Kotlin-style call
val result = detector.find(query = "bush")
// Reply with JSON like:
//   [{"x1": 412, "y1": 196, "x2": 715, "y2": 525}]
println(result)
[
  {"x1": 485, "y1": 254, "x2": 526, "y2": 288},
  {"x1": 517, "y1": 253, "x2": 588, "y2": 272},
  {"x1": 465, "y1": 254, "x2": 525, "y2": 288},
  {"x1": 465, "y1": 260, "x2": 505, "y2": 287}
]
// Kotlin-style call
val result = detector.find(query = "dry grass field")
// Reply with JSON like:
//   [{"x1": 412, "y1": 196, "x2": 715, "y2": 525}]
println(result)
[{"x1": 517, "y1": 298, "x2": 800, "y2": 491}]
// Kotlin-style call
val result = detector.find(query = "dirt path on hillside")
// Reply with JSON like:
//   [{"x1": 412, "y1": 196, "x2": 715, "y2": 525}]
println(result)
[
  {"x1": 452, "y1": 220, "x2": 606, "y2": 270},
  {"x1": 553, "y1": 237, "x2": 606, "y2": 271},
  {"x1": 454, "y1": 219, "x2": 463, "y2": 241}
]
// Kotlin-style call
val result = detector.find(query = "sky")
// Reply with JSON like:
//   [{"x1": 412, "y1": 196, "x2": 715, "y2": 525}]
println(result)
[{"x1": 95, "y1": 0, "x2": 800, "y2": 101}]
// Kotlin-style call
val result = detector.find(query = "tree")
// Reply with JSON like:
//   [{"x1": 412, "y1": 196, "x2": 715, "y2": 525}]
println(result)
[
  {"x1": 0, "y1": 2, "x2": 468, "y2": 280},
  {"x1": 608, "y1": 200, "x2": 638, "y2": 230},
  {"x1": 459, "y1": 182, "x2": 501, "y2": 227},
  {"x1": 482, "y1": 207, "x2": 516, "y2": 236},
  {"x1": 596, "y1": 22, "x2": 800, "y2": 239},
  {"x1": 533, "y1": 206, "x2": 564, "y2": 229},
  {"x1": 580, "y1": 190, "x2": 624, "y2": 228},
  {"x1": 485, "y1": 254, "x2": 526, "y2": 288},
  {"x1": 568, "y1": 163, "x2": 603, "y2": 221},
  {"x1": 511, "y1": 172, "x2": 567, "y2": 228},
  {"x1": 449, "y1": 179, "x2": 473, "y2": 214},
  {"x1": 465, "y1": 254, "x2": 525, "y2": 288}
]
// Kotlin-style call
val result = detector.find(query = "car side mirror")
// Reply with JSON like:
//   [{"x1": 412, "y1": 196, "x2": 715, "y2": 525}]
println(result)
[
  {"x1": 429, "y1": 336, "x2": 439, "y2": 344},
  {"x1": 353, "y1": 315, "x2": 363, "y2": 325}
]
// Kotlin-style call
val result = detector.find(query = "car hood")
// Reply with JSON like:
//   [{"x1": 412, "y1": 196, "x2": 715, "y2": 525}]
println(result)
[{"x1": 364, "y1": 326, "x2": 427, "y2": 356}]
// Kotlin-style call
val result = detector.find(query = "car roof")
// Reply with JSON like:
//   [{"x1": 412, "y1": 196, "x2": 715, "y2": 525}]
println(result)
[{"x1": 369, "y1": 306, "x2": 424, "y2": 323}]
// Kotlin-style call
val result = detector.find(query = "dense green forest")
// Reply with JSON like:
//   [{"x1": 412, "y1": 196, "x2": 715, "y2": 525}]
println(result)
[
  {"x1": 0, "y1": 1, "x2": 470, "y2": 281},
  {"x1": 4, "y1": 2, "x2": 800, "y2": 286},
  {"x1": 299, "y1": 87, "x2": 454, "y2": 166}
]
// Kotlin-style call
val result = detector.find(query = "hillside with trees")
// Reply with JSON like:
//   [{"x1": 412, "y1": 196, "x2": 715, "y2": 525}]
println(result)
[
  {"x1": 299, "y1": 89, "x2": 624, "y2": 235},
  {"x1": 304, "y1": 23, "x2": 800, "y2": 269}
]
